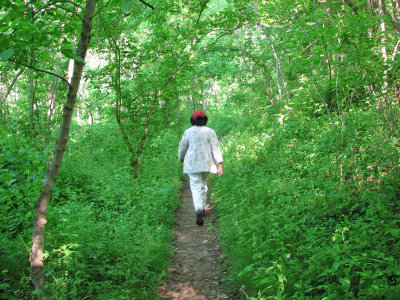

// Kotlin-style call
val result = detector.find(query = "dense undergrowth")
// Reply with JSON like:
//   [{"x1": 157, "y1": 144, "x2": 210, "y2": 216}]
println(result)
[
  {"x1": 2, "y1": 99, "x2": 400, "y2": 299},
  {"x1": 211, "y1": 102, "x2": 400, "y2": 299},
  {"x1": 0, "y1": 122, "x2": 182, "y2": 299}
]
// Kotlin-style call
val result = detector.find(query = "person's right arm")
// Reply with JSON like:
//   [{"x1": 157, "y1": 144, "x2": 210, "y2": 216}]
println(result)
[
  {"x1": 218, "y1": 163, "x2": 223, "y2": 176},
  {"x1": 210, "y1": 130, "x2": 223, "y2": 176}
]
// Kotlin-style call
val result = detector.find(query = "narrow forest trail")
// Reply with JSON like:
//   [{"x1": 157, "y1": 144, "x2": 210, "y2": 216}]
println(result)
[{"x1": 157, "y1": 179, "x2": 229, "y2": 300}]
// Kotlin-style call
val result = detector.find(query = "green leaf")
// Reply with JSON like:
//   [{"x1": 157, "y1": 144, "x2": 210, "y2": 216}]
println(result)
[
  {"x1": 390, "y1": 229, "x2": 400, "y2": 238},
  {"x1": 0, "y1": 49, "x2": 15, "y2": 61},
  {"x1": 121, "y1": 0, "x2": 132, "y2": 12},
  {"x1": 61, "y1": 48, "x2": 85, "y2": 63},
  {"x1": 0, "y1": 283, "x2": 10, "y2": 289},
  {"x1": 64, "y1": 249, "x2": 72, "y2": 256},
  {"x1": 252, "y1": 252, "x2": 262, "y2": 260},
  {"x1": 331, "y1": 260, "x2": 342, "y2": 273},
  {"x1": 7, "y1": 179, "x2": 17, "y2": 186},
  {"x1": 23, "y1": 21, "x2": 40, "y2": 32},
  {"x1": 339, "y1": 277, "x2": 350, "y2": 292}
]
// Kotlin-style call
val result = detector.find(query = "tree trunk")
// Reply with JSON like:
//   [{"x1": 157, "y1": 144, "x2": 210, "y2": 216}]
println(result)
[
  {"x1": 177, "y1": 86, "x2": 181, "y2": 141},
  {"x1": 376, "y1": 0, "x2": 398, "y2": 131},
  {"x1": 47, "y1": 63, "x2": 62, "y2": 125},
  {"x1": 164, "y1": 97, "x2": 171, "y2": 126},
  {"x1": 30, "y1": 0, "x2": 96, "y2": 298},
  {"x1": 28, "y1": 73, "x2": 38, "y2": 136},
  {"x1": 0, "y1": 68, "x2": 25, "y2": 122},
  {"x1": 392, "y1": 39, "x2": 400, "y2": 103},
  {"x1": 133, "y1": 59, "x2": 192, "y2": 177},
  {"x1": 263, "y1": 27, "x2": 289, "y2": 105},
  {"x1": 344, "y1": 0, "x2": 360, "y2": 14},
  {"x1": 311, "y1": 69, "x2": 344, "y2": 183},
  {"x1": 190, "y1": 80, "x2": 196, "y2": 110}
]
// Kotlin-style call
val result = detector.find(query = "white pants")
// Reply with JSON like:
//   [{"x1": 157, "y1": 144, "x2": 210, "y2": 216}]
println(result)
[{"x1": 188, "y1": 172, "x2": 209, "y2": 212}]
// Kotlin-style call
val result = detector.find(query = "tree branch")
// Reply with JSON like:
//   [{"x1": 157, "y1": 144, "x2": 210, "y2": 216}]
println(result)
[
  {"x1": 139, "y1": 0, "x2": 155, "y2": 10},
  {"x1": 189, "y1": 29, "x2": 217, "y2": 52},
  {"x1": 94, "y1": 0, "x2": 112, "y2": 17},
  {"x1": 197, "y1": 26, "x2": 241, "y2": 54},
  {"x1": 190, "y1": 2, "x2": 207, "y2": 50},
  {"x1": 391, "y1": 39, "x2": 400, "y2": 62},
  {"x1": 76, "y1": 93, "x2": 109, "y2": 109},
  {"x1": 33, "y1": 0, "x2": 83, "y2": 17},
  {"x1": 39, "y1": 0, "x2": 83, "y2": 11},
  {"x1": 344, "y1": 0, "x2": 359, "y2": 15},
  {"x1": 55, "y1": 5, "x2": 83, "y2": 21},
  {"x1": 1, "y1": 67, "x2": 25, "y2": 103},
  {"x1": 311, "y1": 68, "x2": 335, "y2": 128},
  {"x1": 15, "y1": 61, "x2": 72, "y2": 88}
]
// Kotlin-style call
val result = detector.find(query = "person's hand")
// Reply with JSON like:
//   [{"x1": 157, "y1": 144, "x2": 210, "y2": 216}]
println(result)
[{"x1": 218, "y1": 163, "x2": 223, "y2": 177}]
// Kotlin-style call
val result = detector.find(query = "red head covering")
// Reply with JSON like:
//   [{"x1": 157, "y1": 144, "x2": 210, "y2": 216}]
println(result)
[{"x1": 192, "y1": 110, "x2": 205, "y2": 120}]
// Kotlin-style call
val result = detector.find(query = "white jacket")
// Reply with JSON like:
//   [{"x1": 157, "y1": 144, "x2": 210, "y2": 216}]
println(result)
[{"x1": 178, "y1": 126, "x2": 223, "y2": 174}]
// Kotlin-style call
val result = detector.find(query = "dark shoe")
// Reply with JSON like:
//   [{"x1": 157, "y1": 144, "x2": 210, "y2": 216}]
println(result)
[{"x1": 196, "y1": 210, "x2": 204, "y2": 226}]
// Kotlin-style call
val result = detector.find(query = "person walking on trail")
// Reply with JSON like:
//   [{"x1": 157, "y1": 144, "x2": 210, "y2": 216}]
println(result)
[{"x1": 178, "y1": 110, "x2": 223, "y2": 226}]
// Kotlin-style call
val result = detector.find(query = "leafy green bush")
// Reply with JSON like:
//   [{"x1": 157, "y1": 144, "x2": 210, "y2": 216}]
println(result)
[
  {"x1": 0, "y1": 131, "x2": 49, "y2": 298},
  {"x1": 212, "y1": 105, "x2": 400, "y2": 299},
  {"x1": 1, "y1": 122, "x2": 182, "y2": 299}
]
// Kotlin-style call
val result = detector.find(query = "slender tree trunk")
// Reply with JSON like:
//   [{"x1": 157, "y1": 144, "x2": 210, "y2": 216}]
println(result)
[
  {"x1": 200, "y1": 79, "x2": 205, "y2": 109},
  {"x1": 393, "y1": 0, "x2": 400, "y2": 33},
  {"x1": 335, "y1": 55, "x2": 345, "y2": 129},
  {"x1": 133, "y1": 110, "x2": 153, "y2": 178},
  {"x1": 376, "y1": 0, "x2": 398, "y2": 131},
  {"x1": 29, "y1": 74, "x2": 38, "y2": 136},
  {"x1": 30, "y1": 1, "x2": 96, "y2": 298},
  {"x1": 311, "y1": 69, "x2": 344, "y2": 183},
  {"x1": 263, "y1": 27, "x2": 289, "y2": 104},
  {"x1": 164, "y1": 97, "x2": 171, "y2": 125},
  {"x1": 99, "y1": 12, "x2": 138, "y2": 170},
  {"x1": 190, "y1": 80, "x2": 196, "y2": 110},
  {"x1": 236, "y1": 47, "x2": 276, "y2": 107},
  {"x1": 378, "y1": 0, "x2": 389, "y2": 93},
  {"x1": 28, "y1": 3, "x2": 37, "y2": 135},
  {"x1": 133, "y1": 75, "x2": 177, "y2": 177},
  {"x1": 213, "y1": 78, "x2": 220, "y2": 104},
  {"x1": 177, "y1": 86, "x2": 181, "y2": 142},
  {"x1": 392, "y1": 39, "x2": 400, "y2": 103},
  {"x1": 1, "y1": 68, "x2": 25, "y2": 103},
  {"x1": 112, "y1": 41, "x2": 136, "y2": 161},
  {"x1": 0, "y1": 68, "x2": 25, "y2": 121},
  {"x1": 344, "y1": 0, "x2": 360, "y2": 14},
  {"x1": 274, "y1": 52, "x2": 283, "y2": 104},
  {"x1": 133, "y1": 57, "x2": 195, "y2": 177},
  {"x1": 47, "y1": 64, "x2": 62, "y2": 123}
]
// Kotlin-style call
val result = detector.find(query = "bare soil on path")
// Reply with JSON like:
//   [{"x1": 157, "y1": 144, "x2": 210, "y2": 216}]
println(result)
[{"x1": 157, "y1": 179, "x2": 229, "y2": 300}]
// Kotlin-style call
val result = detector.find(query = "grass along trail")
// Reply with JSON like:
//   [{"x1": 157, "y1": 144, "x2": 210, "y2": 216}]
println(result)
[{"x1": 157, "y1": 179, "x2": 229, "y2": 300}]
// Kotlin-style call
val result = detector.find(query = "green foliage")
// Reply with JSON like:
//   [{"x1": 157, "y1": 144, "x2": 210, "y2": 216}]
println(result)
[
  {"x1": 211, "y1": 104, "x2": 400, "y2": 299},
  {"x1": 0, "y1": 131, "x2": 47, "y2": 298},
  {"x1": 0, "y1": 48, "x2": 15, "y2": 61},
  {"x1": 0, "y1": 132, "x2": 45, "y2": 236},
  {"x1": 1, "y1": 123, "x2": 181, "y2": 299},
  {"x1": 2, "y1": 0, "x2": 400, "y2": 298}
]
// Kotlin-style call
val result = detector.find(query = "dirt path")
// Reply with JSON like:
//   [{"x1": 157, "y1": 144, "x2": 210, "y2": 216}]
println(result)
[{"x1": 157, "y1": 179, "x2": 229, "y2": 300}]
